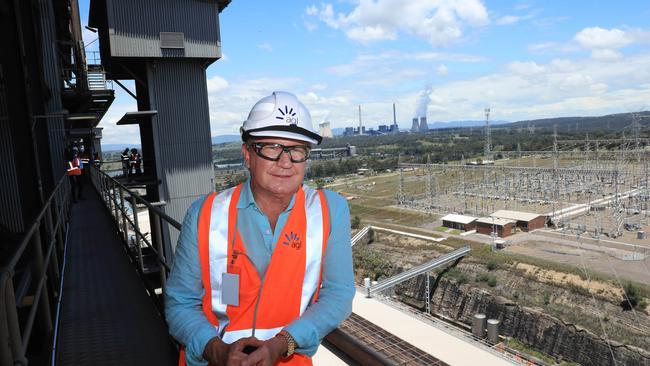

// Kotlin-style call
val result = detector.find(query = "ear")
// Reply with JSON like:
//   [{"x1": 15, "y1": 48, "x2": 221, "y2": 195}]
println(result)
[{"x1": 241, "y1": 143, "x2": 251, "y2": 169}]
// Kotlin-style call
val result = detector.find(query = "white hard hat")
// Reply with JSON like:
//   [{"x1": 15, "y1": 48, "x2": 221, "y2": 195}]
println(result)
[{"x1": 241, "y1": 91, "x2": 322, "y2": 145}]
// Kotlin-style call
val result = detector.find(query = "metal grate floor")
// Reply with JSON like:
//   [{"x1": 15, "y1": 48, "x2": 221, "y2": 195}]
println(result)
[
  {"x1": 55, "y1": 189, "x2": 177, "y2": 365},
  {"x1": 339, "y1": 313, "x2": 450, "y2": 366}
]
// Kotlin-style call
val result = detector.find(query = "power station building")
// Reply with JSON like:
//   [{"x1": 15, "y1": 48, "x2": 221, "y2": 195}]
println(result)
[
  {"x1": 490, "y1": 210, "x2": 547, "y2": 232},
  {"x1": 476, "y1": 217, "x2": 516, "y2": 238},
  {"x1": 441, "y1": 214, "x2": 477, "y2": 231}
]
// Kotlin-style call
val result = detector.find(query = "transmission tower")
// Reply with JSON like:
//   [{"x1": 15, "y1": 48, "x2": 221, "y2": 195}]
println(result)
[
  {"x1": 397, "y1": 154, "x2": 405, "y2": 205},
  {"x1": 484, "y1": 107, "x2": 492, "y2": 162},
  {"x1": 461, "y1": 155, "x2": 467, "y2": 213},
  {"x1": 552, "y1": 124, "x2": 559, "y2": 226},
  {"x1": 425, "y1": 154, "x2": 432, "y2": 210}
]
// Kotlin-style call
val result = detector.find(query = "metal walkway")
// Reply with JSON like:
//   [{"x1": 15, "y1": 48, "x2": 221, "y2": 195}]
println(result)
[{"x1": 54, "y1": 189, "x2": 177, "y2": 365}]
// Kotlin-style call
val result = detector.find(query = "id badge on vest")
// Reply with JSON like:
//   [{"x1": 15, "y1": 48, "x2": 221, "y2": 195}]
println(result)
[{"x1": 222, "y1": 265, "x2": 240, "y2": 306}]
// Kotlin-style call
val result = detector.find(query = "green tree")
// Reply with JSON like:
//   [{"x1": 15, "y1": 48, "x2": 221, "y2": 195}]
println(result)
[
  {"x1": 622, "y1": 282, "x2": 640, "y2": 310},
  {"x1": 351, "y1": 215, "x2": 361, "y2": 229}
]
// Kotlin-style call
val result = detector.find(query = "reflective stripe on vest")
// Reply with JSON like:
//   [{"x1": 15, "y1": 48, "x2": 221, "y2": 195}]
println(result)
[{"x1": 190, "y1": 184, "x2": 329, "y2": 365}]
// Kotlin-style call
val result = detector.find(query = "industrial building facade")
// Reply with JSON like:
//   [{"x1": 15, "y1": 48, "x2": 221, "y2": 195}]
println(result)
[
  {"x1": 441, "y1": 214, "x2": 478, "y2": 231},
  {"x1": 490, "y1": 210, "x2": 547, "y2": 232},
  {"x1": 475, "y1": 217, "x2": 516, "y2": 238}
]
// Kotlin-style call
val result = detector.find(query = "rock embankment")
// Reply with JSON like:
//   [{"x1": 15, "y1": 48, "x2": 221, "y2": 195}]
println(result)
[{"x1": 395, "y1": 275, "x2": 650, "y2": 366}]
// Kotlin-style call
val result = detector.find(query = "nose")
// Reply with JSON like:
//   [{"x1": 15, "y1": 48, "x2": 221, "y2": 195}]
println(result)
[{"x1": 277, "y1": 150, "x2": 294, "y2": 167}]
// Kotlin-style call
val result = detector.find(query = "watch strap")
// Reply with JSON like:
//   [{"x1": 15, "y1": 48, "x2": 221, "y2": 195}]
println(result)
[{"x1": 278, "y1": 330, "x2": 296, "y2": 358}]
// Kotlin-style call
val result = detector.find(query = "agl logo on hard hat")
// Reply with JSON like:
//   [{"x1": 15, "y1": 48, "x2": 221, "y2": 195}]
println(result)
[{"x1": 275, "y1": 105, "x2": 298, "y2": 126}]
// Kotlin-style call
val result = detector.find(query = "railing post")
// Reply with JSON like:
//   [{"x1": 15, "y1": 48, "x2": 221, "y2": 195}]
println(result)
[
  {"x1": 29, "y1": 230, "x2": 53, "y2": 339},
  {"x1": 119, "y1": 186, "x2": 129, "y2": 243},
  {"x1": 150, "y1": 212, "x2": 167, "y2": 290},
  {"x1": 0, "y1": 272, "x2": 25, "y2": 366},
  {"x1": 44, "y1": 204, "x2": 60, "y2": 284},
  {"x1": 104, "y1": 175, "x2": 110, "y2": 207},
  {"x1": 112, "y1": 181, "x2": 119, "y2": 223},
  {"x1": 130, "y1": 197, "x2": 144, "y2": 271}
]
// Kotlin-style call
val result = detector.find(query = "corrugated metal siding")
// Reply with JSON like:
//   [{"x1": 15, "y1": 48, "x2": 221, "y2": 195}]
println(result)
[
  {"x1": 37, "y1": 0, "x2": 67, "y2": 189},
  {"x1": 0, "y1": 65, "x2": 24, "y2": 232},
  {"x1": 107, "y1": 0, "x2": 220, "y2": 58},
  {"x1": 147, "y1": 59, "x2": 214, "y2": 251}
]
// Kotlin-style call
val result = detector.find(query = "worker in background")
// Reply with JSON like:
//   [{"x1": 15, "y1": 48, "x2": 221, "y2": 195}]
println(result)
[
  {"x1": 67, "y1": 147, "x2": 83, "y2": 202},
  {"x1": 92, "y1": 152, "x2": 101, "y2": 168},
  {"x1": 129, "y1": 148, "x2": 142, "y2": 175},
  {"x1": 79, "y1": 144, "x2": 92, "y2": 184},
  {"x1": 166, "y1": 91, "x2": 355, "y2": 366},
  {"x1": 121, "y1": 148, "x2": 130, "y2": 178}
]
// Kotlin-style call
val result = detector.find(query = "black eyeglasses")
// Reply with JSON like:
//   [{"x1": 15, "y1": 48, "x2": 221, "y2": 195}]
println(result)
[{"x1": 249, "y1": 142, "x2": 311, "y2": 163}]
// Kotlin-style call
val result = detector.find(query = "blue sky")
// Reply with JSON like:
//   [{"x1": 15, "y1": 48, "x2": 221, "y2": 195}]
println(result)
[{"x1": 79, "y1": 0, "x2": 650, "y2": 144}]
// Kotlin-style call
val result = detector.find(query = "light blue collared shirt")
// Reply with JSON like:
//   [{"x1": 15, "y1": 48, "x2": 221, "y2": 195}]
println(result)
[{"x1": 165, "y1": 180, "x2": 355, "y2": 365}]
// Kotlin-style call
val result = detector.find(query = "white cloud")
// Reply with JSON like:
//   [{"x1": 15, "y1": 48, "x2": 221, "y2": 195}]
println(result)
[
  {"x1": 496, "y1": 11, "x2": 536, "y2": 26},
  {"x1": 257, "y1": 43, "x2": 273, "y2": 52},
  {"x1": 304, "y1": 21, "x2": 318, "y2": 31},
  {"x1": 326, "y1": 50, "x2": 484, "y2": 77},
  {"x1": 206, "y1": 77, "x2": 303, "y2": 135},
  {"x1": 574, "y1": 27, "x2": 632, "y2": 50},
  {"x1": 207, "y1": 75, "x2": 229, "y2": 93},
  {"x1": 507, "y1": 61, "x2": 545, "y2": 76},
  {"x1": 573, "y1": 27, "x2": 638, "y2": 61},
  {"x1": 308, "y1": 0, "x2": 489, "y2": 46},
  {"x1": 305, "y1": 5, "x2": 318, "y2": 16},
  {"x1": 496, "y1": 15, "x2": 521, "y2": 25},
  {"x1": 436, "y1": 64, "x2": 449, "y2": 76},
  {"x1": 591, "y1": 49, "x2": 623, "y2": 61},
  {"x1": 405, "y1": 53, "x2": 650, "y2": 122},
  {"x1": 310, "y1": 83, "x2": 328, "y2": 91},
  {"x1": 97, "y1": 97, "x2": 139, "y2": 145}
]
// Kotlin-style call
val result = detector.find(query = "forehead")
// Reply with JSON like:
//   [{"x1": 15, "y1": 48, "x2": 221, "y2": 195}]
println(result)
[{"x1": 250, "y1": 137, "x2": 310, "y2": 147}]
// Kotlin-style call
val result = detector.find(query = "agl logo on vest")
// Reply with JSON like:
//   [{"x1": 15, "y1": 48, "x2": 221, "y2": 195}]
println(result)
[{"x1": 282, "y1": 231, "x2": 302, "y2": 250}]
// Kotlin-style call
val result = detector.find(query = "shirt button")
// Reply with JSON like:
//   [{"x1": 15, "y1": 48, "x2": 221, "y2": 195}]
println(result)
[{"x1": 265, "y1": 229, "x2": 271, "y2": 235}]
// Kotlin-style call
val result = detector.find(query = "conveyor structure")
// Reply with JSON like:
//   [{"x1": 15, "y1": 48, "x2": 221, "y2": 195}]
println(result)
[
  {"x1": 351, "y1": 226, "x2": 371, "y2": 246},
  {"x1": 366, "y1": 246, "x2": 471, "y2": 297}
]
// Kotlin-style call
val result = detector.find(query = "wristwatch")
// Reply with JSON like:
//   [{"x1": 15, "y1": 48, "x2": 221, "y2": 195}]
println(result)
[{"x1": 277, "y1": 330, "x2": 296, "y2": 358}]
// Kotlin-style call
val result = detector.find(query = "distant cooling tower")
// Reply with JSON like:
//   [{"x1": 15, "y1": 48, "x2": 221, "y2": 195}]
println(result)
[
  {"x1": 419, "y1": 116, "x2": 428, "y2": 132},
  {"x1": 318, "y1": 121, "x2": 333, "y2": 138},
  {"x1": 411, "y1": 118, "x2": 419, "y2": 132}
]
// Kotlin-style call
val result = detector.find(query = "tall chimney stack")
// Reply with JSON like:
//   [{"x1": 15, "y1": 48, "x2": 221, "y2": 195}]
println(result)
[{"x1": 358, "y1": 105, "x2": 363, "y2": 135}]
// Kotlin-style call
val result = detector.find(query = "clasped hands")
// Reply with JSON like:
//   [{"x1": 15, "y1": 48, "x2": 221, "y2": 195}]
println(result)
[{"x1": 203, "y1": 335, "x2": 287, "y2": 366}]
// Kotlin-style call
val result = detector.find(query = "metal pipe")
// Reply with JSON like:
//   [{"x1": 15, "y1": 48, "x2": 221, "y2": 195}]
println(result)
[{"x1": 323, "y1": 328, "x2": 391, "y2": 366}]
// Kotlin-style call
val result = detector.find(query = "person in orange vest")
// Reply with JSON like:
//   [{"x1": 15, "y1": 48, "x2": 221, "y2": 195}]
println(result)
[
  {"x1": 66, "y1": 147, "x2": 83, "y2": 202},
  {"x1": 129, "y1": 148, "x2": 142, "y2": 175},
  {"x1": 165, "y1": 91, "x2": 355, "y2": 366}
]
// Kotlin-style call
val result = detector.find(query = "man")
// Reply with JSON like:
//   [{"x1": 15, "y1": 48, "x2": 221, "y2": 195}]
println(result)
[
  {"x1": 121, "y1": 148, "x2": 130, "y2": 177},
  {"x1": 130, "y1": 148, "x2": 142, "y2": 175},
  {"x1": 66, "y1": 147, "x2": 83, "y2": 202},
  {"x1": 166, "y1": 91, "x2": 355, "y2": 366}
]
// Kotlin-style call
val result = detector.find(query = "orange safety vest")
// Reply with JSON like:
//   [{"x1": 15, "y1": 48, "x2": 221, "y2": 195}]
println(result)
[
  {"x1": 67, "y1": 158, "x2": 82, "y2": 176},
  {"x1": 179, "y1": 184, "x2": 330, "y2": 366}
]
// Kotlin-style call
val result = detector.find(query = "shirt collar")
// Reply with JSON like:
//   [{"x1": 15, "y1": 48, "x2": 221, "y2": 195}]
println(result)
[{"x1": 237, "y1": 178, "x2": 298, "y2": 213}]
